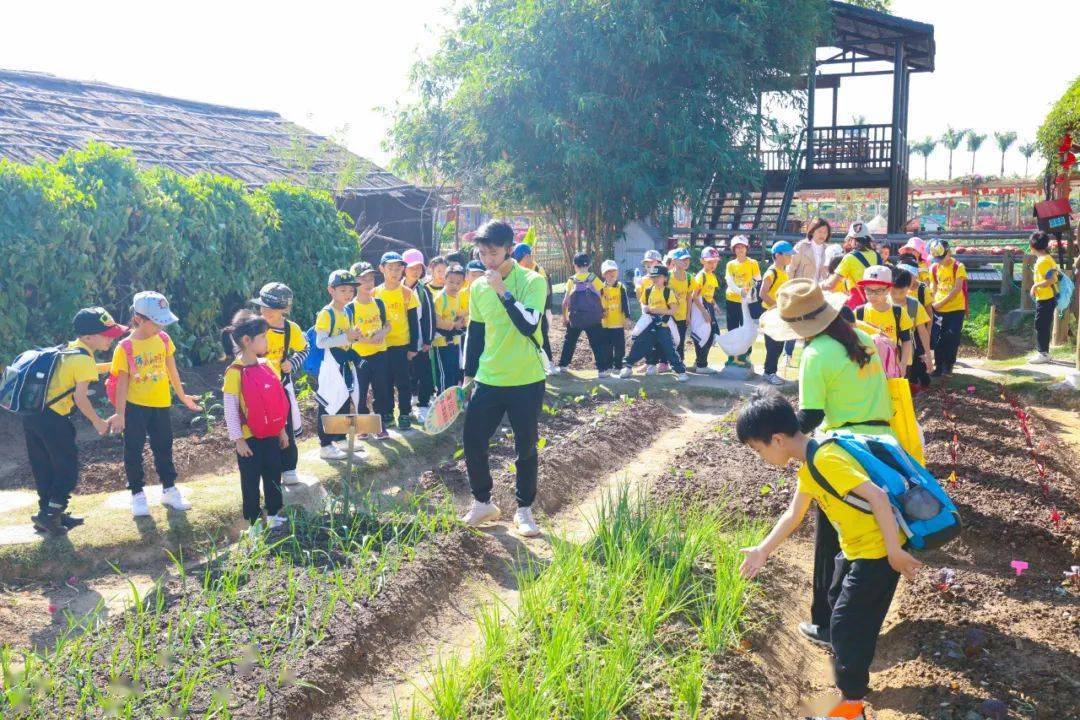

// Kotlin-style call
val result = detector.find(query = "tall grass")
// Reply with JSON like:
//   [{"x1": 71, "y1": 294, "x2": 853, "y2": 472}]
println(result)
[
  {"x1": 418, "y1": 490, "x2": 765, "y2": 719},
  {"x1": 0, "y1": 491, "x2": 456, "y2": 719}
]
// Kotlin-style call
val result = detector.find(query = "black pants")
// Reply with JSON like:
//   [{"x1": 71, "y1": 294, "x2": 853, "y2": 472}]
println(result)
[
  {"x1": 237, "y1": 436, "x2": 283, "y2": 524},
  {"x1": 463, "y1": 380, "x2": 545, "y2": 508},
  {"x1": 23, "y1": 409, "x2": 78, "y2": 513},
  {"x1": 541, "y1": 313, "x2": 553, "y2": 361},
  {"x1": 282, "y1": 388, "x2": 298, "y2": 472},
  {"x1": 763, "y1": 333, "x2": 785, "y2": 375},
  {"x1": 1034, "y1": 297, "x2": 1056, "y2": 354},
  {"x1": 647, "y1": 319, "x2": 686, "y2": 365},
  {"x1": 693, "y1": 301, "x2": 718, "y2": 368},
  {"x1": 356, "y1": 352, "x2": 390, "y2": 415},
  {"x1": 410, "y1": 348, "x2": 435, "y2": 408},
  {"x1": 434, "y1": 345, "x2": 462, "y2": 392},
  {"x1": 827, "y1": 554, "x2": 900, "y2": 700},
  {"x1": 725, "y1": 299, "x2": 743, "y2": 331},
  {"x1": 933, "y1": 310, "x2": 965, "y2": 373},
  {"x1": 811, "y1": 506, "x2": 842, "y2": 628},
  {"x1": 624, "y1": 321, "x2": 686, "y2": 373},
  {"x1": 384, "y1": 345, "x2": 413, "y2": 417},
  {"x1": 123, "y1": 403, "x2": 177, "y2": 494},
  {"x1": 597, "y1": 327, "x2": 625, "y2": 372},
  {"x1": 558, "y1": 325, "x2": 604, "y2": 369},
  {"x1": 906, "y1": 328, "x2": 931, "y2": 389}
]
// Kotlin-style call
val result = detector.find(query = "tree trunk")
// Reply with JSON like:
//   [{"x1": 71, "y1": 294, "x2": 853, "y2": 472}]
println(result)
[
  {"x1": 924, "y1": 156, "x2": 929, "y2": 181},
  {"x1": 948, "y1": 151, "x2": 953, "y2": 180}
]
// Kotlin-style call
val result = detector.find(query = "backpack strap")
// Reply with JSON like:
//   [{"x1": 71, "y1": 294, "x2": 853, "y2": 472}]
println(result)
[
  {"x1": 44, "y1": 347, "x2": 90, "y2": 408},
  {"x1": 805, "y1": 438, "x2": 873, "y2": 515},
  {"x1": 905, "y1": 296, "x2": 919, "y2": 322},
  {"x1": 852, "y1": 251, "x2": 872, "y2": 268},
  {"x1": 374, "y1": 298, "x2": 388, "y2": 326},
  {"x1": 918, "y1": 283, "x2": 927, "y2": 307},
  {"x1": 892, "y1": 305, "x2": 904, "y2": 348},
  {"x1": 345, "y1": 303, "x2": 356, "y2": 324},
  {"x1": 855, "y1": 306, "x2": 865, "y2": 322}
]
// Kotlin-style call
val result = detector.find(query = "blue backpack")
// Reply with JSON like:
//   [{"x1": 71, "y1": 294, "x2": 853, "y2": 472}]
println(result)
[
  {"x1": 806, "y1": 433, "x2": 962, "y2": 552},
  {"x1": 1056, "y1": 272, "x2": 1074, "y2": 318},
  {"x1": 302, "y1": 304, "x2": 356, "y2": 378},
  {"x1": 1, "y1": 346, "x2": 89, "y2": 414}
]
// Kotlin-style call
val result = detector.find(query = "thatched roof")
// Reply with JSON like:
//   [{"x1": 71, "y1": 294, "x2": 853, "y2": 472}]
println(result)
[{"x1": 0, "y1": 68, "x2": 416, "y2": 196}]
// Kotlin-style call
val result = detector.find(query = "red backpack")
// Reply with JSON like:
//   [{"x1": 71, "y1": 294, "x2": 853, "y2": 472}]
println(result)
[
  {"x1": 236, "y1": 361, "x2": 289, "y2": 438},
  {"x1": 105, "y1": 331, "x2": 171, "y2": 407}
]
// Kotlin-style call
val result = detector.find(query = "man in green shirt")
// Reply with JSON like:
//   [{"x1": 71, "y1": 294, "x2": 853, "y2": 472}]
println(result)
[{"x1": 461, "y1": 221, "x2": 549, "y2": 537}]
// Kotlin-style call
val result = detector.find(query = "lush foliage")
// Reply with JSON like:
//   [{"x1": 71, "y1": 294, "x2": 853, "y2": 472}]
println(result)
[
  {"x1": 1036, "y1": 75, "x2": 1080, "y2": 174},
  {"x1": 388, "y1": 0, "x2": 829, "y2": 260},
  {"x1": 0, "y1": 143, "x2": 362, "y2": 363}
]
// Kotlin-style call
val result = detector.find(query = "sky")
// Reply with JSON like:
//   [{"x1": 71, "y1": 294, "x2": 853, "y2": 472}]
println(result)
[{"x1": 1, "y1": 0, "x2": 1075, "y2": 181}]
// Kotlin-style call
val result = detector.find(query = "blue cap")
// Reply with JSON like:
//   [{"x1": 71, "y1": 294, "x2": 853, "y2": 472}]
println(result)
[
  {"x1": 466, "y1": 260, "x2": 485, "y2": 272},
  {"x1": 511, "y1": 243, "x2": 533, "y2": 261},
  {"x1": 380, "y1": 251, "x2": 405, "y2": 265},
  {"x1": 670, "y1": 248, "x2": 691, "y2": 261},
  {"x1": 771, "y1": 241, "x2": 794, "y2": 256}
]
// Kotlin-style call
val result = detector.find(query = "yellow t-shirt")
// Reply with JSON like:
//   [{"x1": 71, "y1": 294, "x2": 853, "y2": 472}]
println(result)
[
  {"x1": 221, "y1": 360, "x2": 275, "y2": 440},
  {"x1": 760, "y1": 264, "x2": 790, "y2": 308},
  {"x1": 908, "y1": 283, "x2": 933, "y2": 317},
  {"x1": 564, "y1": 271, "x2": 605, "y2": 297},
  {"x1": 931, "y1": 259, "x2": 968, "y2": 313},
  {"x1": 836, "y1": 250, "x2": 882, "y2": 293},
  {"x1": 906, "y1": 298, "x2": 931, "y2": 328},
  {"x1": 668, "y1": 272, "x2": 691, "y2": 321},
  {"x1": 111, "y1": 333, "x2": 174, "y2": 408},
  {"x1": 351, "y1": 299, "x2": 387, "y2": 356},
  {"x1": 314, "y1": 305, "x2": 352, "y2": 338},
  {"x1": 725, "y1": 258, "x2": 761, "y2": 303},
  {"x1": 636, "y1": 275, "x2": 654, "y2": 304},
  {"x1": 459, "y1": 287, "x2": 471, "y2": 318},
  {"x1": 856, "y1": 304, "x2": 914, "y2": 346},
  {"x1": 46, "y1": 340, "x2": 99, "y2": 417},
  {"x1": 917, "y1": 261, "x2": 931, "y2": 287},
  {"x1": 798, "y1": 442, "x2": 887, "y2": 560},
  {"x1": 432, "y1": 290, "x2": 464, "y2": 347},
  {"x1": 601, "y1": 284, "x2": 627, "y2": 329},
  {"x1": 264, "y1": 320, "x2": 306, "y2": 379},
  {"x1": 1033, "y1": 255, "x2": 1060, "y2": 302},
  {"x1": 643, "y1": 286, "x2": 676, "y2": 315},
  {"x1": 693, "y1": 269, "x2": 720, "y2": 303},
  {"x1": 373, "y1": 284, "x2": 419, "y2": 348}
]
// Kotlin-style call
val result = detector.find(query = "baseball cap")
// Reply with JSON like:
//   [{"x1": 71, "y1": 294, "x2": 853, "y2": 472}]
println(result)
[
  {"x1": 446, "y1": 263, "x2": 466, "y2": 276},
  {"x1": 897, "y1": 263, "x2": 920, "y2": 278},
  {"x1": 858, "y1": 265, "x2": 893, "y2": 287},
  {"x1": 251, "y1": 282, "x2": 294, "y2": 309},
  {"x1": 380, "y1": 251, "x2": 405, "y2": 266},
  {"x1": 901, "y1": 237, "x2": 926, "y2": 259},
  {"x1": 511, "y1": 243, "x2": 533, "y2": 261},
  {"x1": 648, "y1": 264, "x2": 669, "y2": 278},
  {"x1": 600, "y1": 259, "x2": 619, "y2": 274},
  {"x1": 670, "y1": 248, "x2": 691, "y2": 261},
  {"x1": 402, "y1": 249, "x2": 425, "y2": 267},
  {"x1": 350, "y1": 261, "x2": 376, "y2": 277},
  {"x1": 847, "y1": 221, "x2": 871, "y2": 240},
  {"x1": 132, "y1": 291, "x2": 179, "y2": 326},
  {"x1": 73, "y1": 307, "x2": 127, "y2": 338},
  {"x1": 729, "y1": 235, "x2": 750, "y2": 249},
  {"x1": 643, "y1": 249, "x2": 662, "y2": 263},
  {"x1": 771, "y1": 241, "x2": 794, "y2": 256},
  {"x1": 700, "y1": 246, "x2": 721, "y2": 261},
  {"x1": 466, "y1": 260, "x2": 485, "y2": 272},
  {"x1": 328, "y1": 269, "x2": 359, "y2": 288},
  {"x1": 927, "y1": 238, "x2": 948, "y2": 258}
]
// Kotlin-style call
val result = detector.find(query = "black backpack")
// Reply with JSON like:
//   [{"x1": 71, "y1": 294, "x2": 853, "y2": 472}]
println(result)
[{"x1": 1, "y1": 346, "x2": 89, "y2": 414}]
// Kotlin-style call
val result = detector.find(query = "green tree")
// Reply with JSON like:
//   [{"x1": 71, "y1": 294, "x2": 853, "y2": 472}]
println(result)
[
  {"x1": 846, "y1": 0, "x2": 891, "y2": 10},
  {"x1": 1017, "y1": 142, "x2": 1038, "y2": 177},
  {"x1": 1036, "y1": 75, "x2": 1080, "y2": 176},
  {"x1": 388, "y1": 0, "x2": 829, "y2": 260},
  {"x1": 940, "y1": 126, "x2": 967, "y2": 180},
  {"x1": 993, "y1": 131, "x2": 1017, "y2": 176},
  {"x1": 911, "y1": 137, "x2": 937, "y2": 180},
  {"x1": 965, "y1": 131, "x2": 986, "y2": 176}
]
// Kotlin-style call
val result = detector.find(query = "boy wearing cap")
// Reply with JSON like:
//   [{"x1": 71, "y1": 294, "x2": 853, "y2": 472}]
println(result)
[
  {"x1": 597, "y1": 259, "x2": 630, "y2": 377},
  {"x1": 111, "y1": 291, "x2": 201, "y2": 517},
  {"x1": 556, "y1": 253, "x2": 605, "y2": 375},
  {"x1": 689, "y1": 246, "x2": 722, "y2": 373},
  {"x1": 350, "y1": 263, "x2": 392, "y2": 432},
  {"x1": 432, "y1": 264, "x2": 467, "y2": 391},
  {"x1": 854, "y1": 266, "x2": 914, "y2": 376},
  {"x1": 314, "y1": 270, "x2": 364, "y2": 459},
  {"x1": 22, "y1": 308, "x2": 126, "y2": 534},
  {"x1": 403, "y1": 249, "x2": 437, "y2": 424},
  {"x1": 926, "y1": 239, "x2": 967, "y2": 377},
  {"x1": 823, "y1": 222, "x2": 883, "y2": 301},
  {"x1": 375, "y1": 252, "x2": 421, "y2": 430},
  {"x1": 252, "y1": 282, "x2": 308, "y2": 482},
  {"x1": 623, "y1": 265, "x2": 688, "y2": 380},
  {"x1": 668, "y1": 248, "x2": 693, "y2": 364},
  {"x1": 760, "y1": 242, "x2": 795, "y2": 385},
  {"x1": 635, "y1": 249, "x2": 663, "y2": 303}
]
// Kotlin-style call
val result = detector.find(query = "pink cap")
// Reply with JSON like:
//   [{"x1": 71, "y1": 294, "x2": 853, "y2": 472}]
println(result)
[
  {"x1": 902, "y1": 237, "x2": 926, "y2": 260},
  {"x1": 402, "y1": 249, "x2": 425, "y2": 267}
]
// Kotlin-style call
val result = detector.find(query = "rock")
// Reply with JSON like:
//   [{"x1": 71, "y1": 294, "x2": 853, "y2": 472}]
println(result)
[
  {"x1": 717, "y1": 364, "x2": 755, "y2": 381},
  {"x1": 977, "y1": 699, "x2": 1008, "y2": 720},
  {"x1": 962, "y1": 628, "x2": 988, "y2": 657},
  {"x1": 281, "y1": 475, "x2": 328, "y2": 515}
]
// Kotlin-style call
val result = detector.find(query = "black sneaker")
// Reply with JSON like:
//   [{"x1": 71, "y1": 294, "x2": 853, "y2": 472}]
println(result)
[
  {"x1": 798, "y1": 622, "x2": 831, "y2": 647},
  {"x1": 60, "y1": 513, "x2": 85, "y2": 529},
  {"x1": 398, "y1": 415, "x2": 413, "y2": 431},
  {"x1": 34, "y1": 509, "x2": 69, "y2": 536}
]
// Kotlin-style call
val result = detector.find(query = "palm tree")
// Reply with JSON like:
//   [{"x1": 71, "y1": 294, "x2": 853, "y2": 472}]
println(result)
[
  {"x1": 993, "y1": 131, "x2": 1017, "y2": 176},
  {"x1": 940, "y1": 126, "x2": 967, "y2": 180},
  {"x1": 911, "y1": 137, "x2": 937, "y2": 180},
  {"x1": 1018, "y1": 142, "x2": 1038, "y2": 177},
  {"x1": 966, "y1": 131, "x2": 986, "y2": 176}
]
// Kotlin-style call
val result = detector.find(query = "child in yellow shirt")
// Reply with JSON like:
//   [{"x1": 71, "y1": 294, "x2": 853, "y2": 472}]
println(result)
[
  {"x1": 760, "y1": 241, "x2": 794, "y2": 385},
  {"x1": 1029, "y1": 231, "x2": 1060, "y2": 364},
  {"x1": 432, "y1": 263, "x2": 468, "y2": 391},
  {"x1": 597, "y1": 259, "x2": 630, "y2": 378},
  {"x1": 351, "y1": 263, "x2": 392, "y2": 437}
]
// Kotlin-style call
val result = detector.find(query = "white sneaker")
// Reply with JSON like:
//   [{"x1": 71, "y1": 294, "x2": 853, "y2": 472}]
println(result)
[
  {"x1": 131, "y1": 492, "x2": 150, "y2": 517},
  {"x1": 617, "y1": 367, "x2": 632, "y2": 379},
  {"x1": 514, "y1": 507, "x2": 541, "y2": 538},
  {"x1": 1029, "y1": 352, "x2": 1052, "y2": 365},
  {"x1": 764, "y1": 373, "x2": 785, "y2": 386},
  {"x1": 675, "y1": 373, "x2": 689, "y2": 382},
  {"x1": 552, "y1": 366, "x2": 565, "y2": 376},
  {"x1": 281, "y1": 470, "x2": 301, "y2": 486},
  {"x1": 161, "y1": 486, "x2": 192, "y2": 511},
  {"x1": 696, "y1": 366, "x2": 718, "y2": 375},
  {"x1": 645, "y1": 365, "x2": 658, "y2": 376},
  {"x1": 461, "y1": 500, "x2": 500, "y2": 527},
  {"x1": 415, "y1": 406, "x2": 430, "y2": 423},
  {"x1": 267, "y1": 514, "x2": 288, "y2": 530},
  {"x1": 320, "y1": 445, "x2": 348, "y2": 461}
]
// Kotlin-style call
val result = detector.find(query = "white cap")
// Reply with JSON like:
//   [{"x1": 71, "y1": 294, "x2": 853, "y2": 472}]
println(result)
[
  {"x1": 847, "y1": 221, "x2": 870, "y2": 239},
  {"x1": 859, "y1": 265, "x2": 893, "y2": 286},
  {"x1": 729, "y1": 234, "x2": 750, "y2": 249},
  {"x1": 132, "y1": 291, "x2": 179, "y2": 326},
  {"x1": 643, "y1": 249, "x2": 662, "y2": 263},
  {"x1": 600, "y1": 259, "x2": 619, "y2": 274}
]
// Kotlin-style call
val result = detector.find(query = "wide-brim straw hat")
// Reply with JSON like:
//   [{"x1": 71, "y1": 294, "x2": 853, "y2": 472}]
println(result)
[{"x1": 759, "y1": 278, "x2": 848, "y2": 342}]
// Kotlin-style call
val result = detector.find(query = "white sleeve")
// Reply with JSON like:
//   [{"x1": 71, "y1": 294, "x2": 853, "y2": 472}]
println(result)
[{"x1": 224, "y1": 393, "x2": 244, "y2": 441}]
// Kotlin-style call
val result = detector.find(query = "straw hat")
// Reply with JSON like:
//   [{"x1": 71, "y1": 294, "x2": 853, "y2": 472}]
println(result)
[{"x1": 759, "y1": 278, "x2": 848, "y2": 341}]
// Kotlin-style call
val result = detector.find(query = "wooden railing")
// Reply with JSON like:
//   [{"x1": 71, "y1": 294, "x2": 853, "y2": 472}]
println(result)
[{"x1": 756, "y1": 124, "x2": 898, "y2": 173}]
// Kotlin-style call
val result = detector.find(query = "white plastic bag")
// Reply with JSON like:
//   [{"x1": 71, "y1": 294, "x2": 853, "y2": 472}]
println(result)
[{"x1": 689, "y1": 304, "x2": 711, "y2": 346}]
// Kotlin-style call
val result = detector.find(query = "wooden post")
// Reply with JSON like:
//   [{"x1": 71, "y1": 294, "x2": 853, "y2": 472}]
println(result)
[
  {"x1": 987, "y1": 303, "x2": 997, "y2": 358},
  {"x1": 999, "y1": 253, "x2": 1014, "y2": 297},
  {"x1": 1020, "y1": 254, "x2": 1035, "y2": 312}
]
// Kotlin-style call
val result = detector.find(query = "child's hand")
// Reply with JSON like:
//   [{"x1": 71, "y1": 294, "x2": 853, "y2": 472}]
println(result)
[
  {"x1": 346, "y1": 327, "x2": 363, "y2": 342},
  {"x1": 888, "y1": 549, "x2": 923, "y2": 581},
  {"x1": 181, "y1": 395, "x2": 202, "y2": 412},
  {"x1": 407, "y1": 351, "x2": 417, "y2": 360},
  {"x1": 278, "y1": 430, "x2": 289, "y2": 449},
  {"x1": 281, "y1": 358, "x2": 293, "y2": 374},
  {"x1": 107, "y1": 414, "x2": 125, "y2": 434},
  {"x1": 92, "y1": 416, "x2": 109, "y2": 436},
  {"x1": 235, "y1": 439, "x2": 253, "y2": 457},
  {"x1": 738, "y1": 545, "x2": 769, "y2": 579}
]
